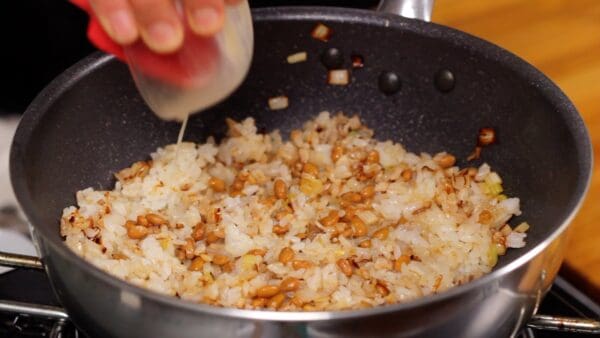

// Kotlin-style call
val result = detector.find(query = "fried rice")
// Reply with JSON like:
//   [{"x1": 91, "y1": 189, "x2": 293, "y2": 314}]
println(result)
[{"x1": 60, "y1": 112, "x2": 528, "y2": 311}]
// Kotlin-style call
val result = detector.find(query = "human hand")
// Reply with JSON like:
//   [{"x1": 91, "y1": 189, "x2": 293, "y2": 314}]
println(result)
[{"x1": 87, "y1": 0, "x2": 233, "y2": 54}]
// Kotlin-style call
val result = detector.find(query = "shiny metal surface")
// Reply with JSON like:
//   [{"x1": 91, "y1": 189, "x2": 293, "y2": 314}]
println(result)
[
  {"x1": 3, "y1": 251, "x2": 600, "y2": 336},
  {"x1": 377, "y1": 0, "x2": 435, "y2": 21},
  {"x1": 0, "y1": 300, "x2": 68, "y2": 320},
  {"x1": 528, "y1": 314, "x2": 600, "y2": 334},
  {"x1": 29, "y1": 226, "x2": 579, "y2": 338},
  {"x1": 49, "y1": 320, "x2": 76, "y2": 338},
  {"x1": 0, "y1": 250, "x2": 43, "y2": 269}
]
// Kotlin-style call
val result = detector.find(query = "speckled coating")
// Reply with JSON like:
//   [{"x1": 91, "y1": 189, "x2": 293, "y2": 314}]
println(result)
[{"x1": 9, "y1": 7, "x2": 592, "y2": 338}]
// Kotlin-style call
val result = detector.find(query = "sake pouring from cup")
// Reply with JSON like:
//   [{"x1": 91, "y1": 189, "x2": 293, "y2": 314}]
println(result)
[
  {"x1": 75, "y1": 0, "x2": 254, "y2": 122},
  {"x1": 126, "y1": 1, "x2": 254, "y2": 121}
]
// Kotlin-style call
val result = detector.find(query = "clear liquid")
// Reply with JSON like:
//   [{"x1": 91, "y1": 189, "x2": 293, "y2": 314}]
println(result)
[
  {"x1": 177, "y1": 114, "x2": 189, "y2": 145},
  {"x1": 175, "y1": 113, "x2": 190, "y2": 161}
]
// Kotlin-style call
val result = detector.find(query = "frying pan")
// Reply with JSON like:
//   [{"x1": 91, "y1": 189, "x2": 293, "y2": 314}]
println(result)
[{"x1": 2, "y1": 0, "x2": 595, "y2": 337}]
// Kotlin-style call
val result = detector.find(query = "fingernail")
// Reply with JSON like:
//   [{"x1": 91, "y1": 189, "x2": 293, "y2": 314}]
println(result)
[
  {"x1": 107, "y1": 10, "x2": 137, "y2": 44},
  {"x1": 147, "y1": 22, "x2": 181, "y2": 52},
  {"x1": 191, "y1": 7, "x2": 222, "y2": 35}
]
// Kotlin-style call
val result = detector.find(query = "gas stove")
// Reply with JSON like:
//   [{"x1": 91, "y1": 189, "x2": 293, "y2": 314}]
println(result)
[{"x1": 0, "y1": 268, "x2": 598, "y2": 337}]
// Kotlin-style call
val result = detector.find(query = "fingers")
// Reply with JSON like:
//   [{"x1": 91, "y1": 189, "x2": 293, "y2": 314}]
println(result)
[
  {"x1": 89, "y1": 0, "x2": 138, "y2": 45},
  {"x1": 128, "y1": 0, "x2": 185, "y2": 54},
  {"x1": 183, "y1": 0, "x2": 225, "y2": 36},
  {"x1": 89, "y1": 0, "x2": 230, "y2": 53}
]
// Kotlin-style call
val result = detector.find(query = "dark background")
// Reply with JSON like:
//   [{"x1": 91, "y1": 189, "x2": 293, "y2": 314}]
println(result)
[{"x1": 0, "y1": 1, "x2": 378, "y2": 115}]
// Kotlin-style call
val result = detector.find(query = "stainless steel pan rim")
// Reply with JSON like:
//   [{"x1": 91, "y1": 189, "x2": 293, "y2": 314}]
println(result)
[{"x1": 10, "y1": 6, "x2": 594, "y2": 323}]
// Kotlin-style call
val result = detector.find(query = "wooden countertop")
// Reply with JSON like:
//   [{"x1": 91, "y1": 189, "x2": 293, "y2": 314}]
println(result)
[{"x1": 434, "y1": 0, "x2": 600, "y2": 299}]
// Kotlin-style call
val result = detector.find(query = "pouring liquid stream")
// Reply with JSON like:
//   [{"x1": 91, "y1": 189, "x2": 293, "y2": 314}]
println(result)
[
  {"x1": 127, "y1": 1, "x2": 254, "y2": 121},
  {"x1": 176, "y1": 114, "x2": 190, "y2": 159},
  {"x1": 177, "y1": 114, "x2": 189, "y2": 145},
  {"x1": 127, "y1": 1, "x2": 252, "y2": 161}
]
